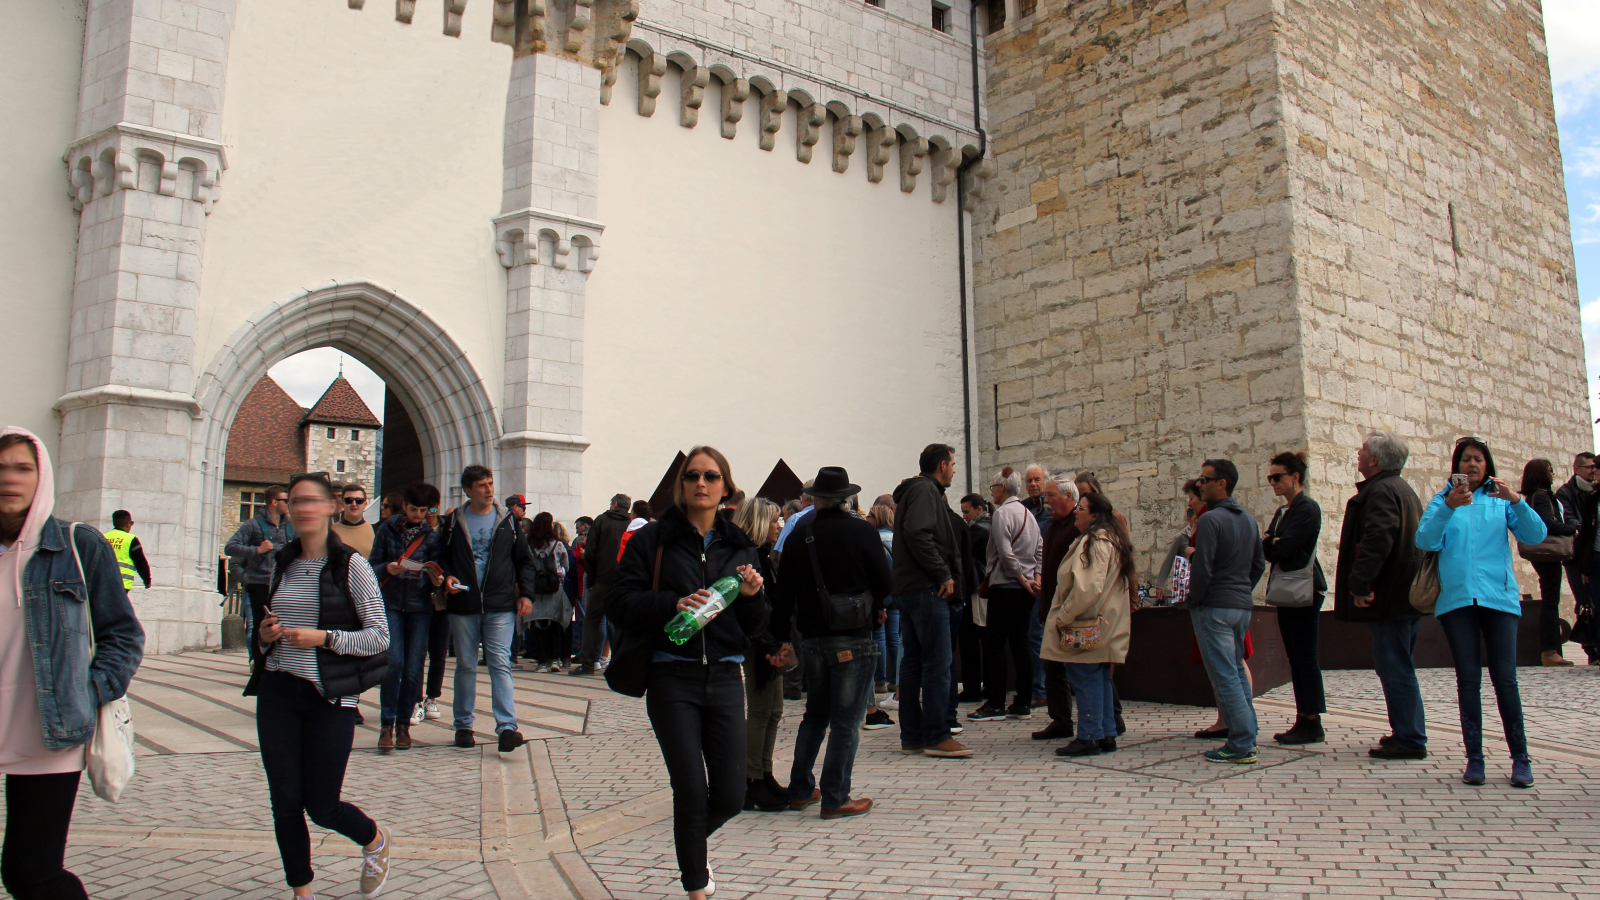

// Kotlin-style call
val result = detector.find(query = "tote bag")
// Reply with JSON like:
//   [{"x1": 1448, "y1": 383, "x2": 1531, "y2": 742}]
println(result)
[{"x1": 69, "y1": 524, "x2": 137, "y2": 803}]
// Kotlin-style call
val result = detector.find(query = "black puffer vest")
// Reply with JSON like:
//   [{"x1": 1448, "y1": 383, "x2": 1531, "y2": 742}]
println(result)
[{"x1": 243, "y1": 531, "x2": 388, "y2": 699}]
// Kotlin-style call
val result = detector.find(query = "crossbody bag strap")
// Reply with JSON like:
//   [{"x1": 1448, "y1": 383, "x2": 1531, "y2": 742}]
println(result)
[
  {"x1": 652, "y1": 544, "x2": 663, "y2": 591},
  {"x1": 68, "y1": 523, "x2": 95, "y2": 654},
  {"x1": 803, "y1": 522, "x2": 831, "y2": 603},
  {"x1": 380, "y1": 533, "x2": 428, "y2": 589}
]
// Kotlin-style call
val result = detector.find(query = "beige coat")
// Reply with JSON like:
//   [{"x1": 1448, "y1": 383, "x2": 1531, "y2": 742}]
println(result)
[{"x1": 1040, "y1": 531, "x2": 1131, "y2": 665}]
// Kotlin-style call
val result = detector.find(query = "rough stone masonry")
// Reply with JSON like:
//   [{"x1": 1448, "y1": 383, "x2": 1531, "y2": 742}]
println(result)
[{"x1": 972, "y1": 0, "x2": 1586, "y2": 578}]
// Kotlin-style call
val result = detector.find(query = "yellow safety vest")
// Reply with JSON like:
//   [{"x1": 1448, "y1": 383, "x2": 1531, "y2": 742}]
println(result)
[{"x1": 105, "y1": 529, "x2": 138, "y2": 589}]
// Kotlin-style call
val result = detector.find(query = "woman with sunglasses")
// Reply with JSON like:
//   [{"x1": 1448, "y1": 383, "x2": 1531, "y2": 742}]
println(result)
[
  {"x1": 1416, "y1": 437, "x2": 1546, "y2": 787},
  {"x1": 245, "y1": 472, "x2": 395, "y2": 899},
  {"x1": 609, "y1": 447, "x2": 768, "y2": 900},
  {"x1": 1261, "y1": 451, "x2": 1327, "y2": 745}
]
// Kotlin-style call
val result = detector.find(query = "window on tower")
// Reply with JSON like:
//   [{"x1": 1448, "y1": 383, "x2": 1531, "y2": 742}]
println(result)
[
  {"x1": 335, "y1": 459, "x2": 346, "y2": 474},
  {"x1": 325, "y1": 427, "x2": 336, "y2": 439},
  {"x1": 351, "y1": 429, "x2": 361, "y2": 441},
  {"x1": 932, "y1": 1, "x2": 950, "y2": 31},
  {"x1": 985, "y1": 0, "x2": 1005, "y2": 33}
]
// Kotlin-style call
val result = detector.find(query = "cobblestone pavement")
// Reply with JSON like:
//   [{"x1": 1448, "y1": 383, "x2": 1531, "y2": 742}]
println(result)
[{"x1": 6, "y1": 652, "x2": 1600, "y2": 899}]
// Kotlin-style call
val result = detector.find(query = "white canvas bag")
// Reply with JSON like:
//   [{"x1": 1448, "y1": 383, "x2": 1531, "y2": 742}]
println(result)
[{"x1": 69, "y1": 524, "x2": 137, "y2": 803}]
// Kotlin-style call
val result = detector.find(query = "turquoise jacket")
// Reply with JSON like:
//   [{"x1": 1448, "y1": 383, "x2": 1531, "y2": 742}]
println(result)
[{"x1": 1415, "y1": 484, "x2": 1546, "y2": 617}]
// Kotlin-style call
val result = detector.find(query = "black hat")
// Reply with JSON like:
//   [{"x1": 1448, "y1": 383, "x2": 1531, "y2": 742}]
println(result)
[{"x1": 804, "y1": 466, "x2": 860, "y2": 499}]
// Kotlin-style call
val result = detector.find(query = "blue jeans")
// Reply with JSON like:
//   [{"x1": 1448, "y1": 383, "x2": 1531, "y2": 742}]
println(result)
[
  {"x1": 874, "y1": 608, "x2": 901, "y2": 686},
  {"x1": 1190, "y1": 606, "x2": 1257, "y2": 753},
  {"x1": 380, "y1": 609, "x2": 433, "y2": 726},
  {"x1": 946, "y1": 602, "x2": 962, "y2": 720},
  {"x1": 449, "y1": 611, "x2": 518, "y2": 733},
  {"x1": 1028, "y1": 597, "x2": 1047, "y2": 698},
  {"x1": 1438, "y1": 606, "x2": 1526, "y2": 760},
  {"x1": 1065, "y1": 662, "x2": 1114, "y2": 740},
  {"x1": 790, "y1": 636, "x2": 878, "y2": 809},
  {"x1": 897, "y1": 590, "x2": 953, "y2": 748},
  {"x1": 1367, "y1": 617, "x2": 1427, "y2": 751}
]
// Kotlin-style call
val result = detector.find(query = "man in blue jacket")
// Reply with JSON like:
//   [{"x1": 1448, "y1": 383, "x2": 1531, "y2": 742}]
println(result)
[{"x1": 1187, "y1": 458, "x2": 1266, "y2": 764}]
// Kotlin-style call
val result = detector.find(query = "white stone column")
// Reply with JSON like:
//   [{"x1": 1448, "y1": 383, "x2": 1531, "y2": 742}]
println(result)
[
  {"x1": 494, "y1": 52, "x2": 602, "y2": 522},
  {"x1": 55, "y1": 0, "x2": 234, "y2": 652}
]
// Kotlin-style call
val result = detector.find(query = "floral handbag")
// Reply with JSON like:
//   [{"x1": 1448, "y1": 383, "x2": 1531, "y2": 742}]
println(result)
[{"x1": 1058, "y1": 616, "x2": 1106, "y2": 651}]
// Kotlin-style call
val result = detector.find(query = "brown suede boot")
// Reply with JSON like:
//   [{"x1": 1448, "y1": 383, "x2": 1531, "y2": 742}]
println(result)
[
  {"x1": 395, "y1": 721, "x2": 412, "y2": 750},
  {"x1": 377, "y1": 725, "x2": 394, "y2": 751}
]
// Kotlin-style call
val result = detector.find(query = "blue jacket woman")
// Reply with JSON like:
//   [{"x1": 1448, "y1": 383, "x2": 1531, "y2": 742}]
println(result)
[{"x1": 1414, "y1": 437, "x2": 1542, "y2": 789}]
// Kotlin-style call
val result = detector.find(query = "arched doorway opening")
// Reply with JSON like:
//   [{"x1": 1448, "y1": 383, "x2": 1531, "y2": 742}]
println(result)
[{"x1": 192, "y1": 280, "x2": 500, "y2": 577}]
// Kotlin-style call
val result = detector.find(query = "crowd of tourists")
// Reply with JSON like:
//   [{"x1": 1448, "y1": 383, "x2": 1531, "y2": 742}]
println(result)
[{"x1": 1, "y1": 419, "x2": 1593, "y2": 900}]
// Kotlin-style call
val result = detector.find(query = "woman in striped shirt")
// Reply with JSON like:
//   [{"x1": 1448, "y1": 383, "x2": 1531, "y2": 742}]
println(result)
[{"x1": 248, "y1": 472, "x2": 393, "y2": 900}]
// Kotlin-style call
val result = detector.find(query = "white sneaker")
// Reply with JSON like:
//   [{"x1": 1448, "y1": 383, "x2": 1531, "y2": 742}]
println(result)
[
  {"x1": 409, "y1": 705, "x2": 423, "y2": 726},
  {"x1": 359, "y1": 824, "x2": 392, "y2": 899},
  {"x1": 706, "y1": 865, "x2": 715, "y2": 896},
  {"x1": 598, "y1": 656, "x2": 611, "y2": 671},
  {"x1": 879, "y1": 697, "x2": 899, "y2": 710},
  {"x1": 423, "y1": 698, "x2": 441, "y2": 720}
]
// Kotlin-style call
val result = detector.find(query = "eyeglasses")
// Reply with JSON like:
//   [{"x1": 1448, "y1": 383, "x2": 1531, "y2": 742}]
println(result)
[
  {"x1": 681, "y1": 470, "x2": 724, "y2": 484},
  {"x1": 1195, "y1": 475, "x2": 1219, "y2": 485},
  {"x1": 1455, "y1": 436, "x2": 1485, "y2": 446},
  {"x1": 342, "y1": 497, "x2": 366, "y2": 505}
]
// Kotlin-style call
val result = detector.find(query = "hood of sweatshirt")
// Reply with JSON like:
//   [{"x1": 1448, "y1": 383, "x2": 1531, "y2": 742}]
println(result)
[
  {"x1": 0, "y1": 427, "x2": 56, "y2": 607},
  {"x1": 1207, "y1": 497, "x2": 1246, "y2": 515}
]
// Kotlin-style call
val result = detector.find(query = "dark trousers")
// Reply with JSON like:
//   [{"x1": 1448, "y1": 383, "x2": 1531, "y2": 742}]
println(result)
[
  {"x1": 2, "y1": 772, "x2": 85, "y2": 900},
  {"x1": 645, "y1": 662, "x2": 745, "y2": 894},
  {"x1": 983, "y1": 585, "x2": 1035, "y2": 709},
  {"x1": 1276, "y1": 597, "x2": 1326, "y2": 716},
  {"x1": 426, "y1": 609, "x2": 449, "y2": 698},
  {"x1": 790, "y1": 636, "x2": 878, "y2": 810},
  {"x1": 1438, "y1": 606, "x2": 1528, "y2": 760},
  {"x1": 576, "y1": 587, "x2": 609, "y2": 667},
  {"x1": 1043, "y1": 660, "x2": 1074, "y2": 731},
  {"x1": 256, "y1": 671, "x2": 378, "y2": 888},
  {"x1": 380, "y1": 609, "x2": 432, "y2": 726},
  {"x1": 958, "y1": 600, "x2": 984, "y2": 694},
  {"x1": 246, "y1": 583, "x2": 271, "y2": 666},
  {"x1": 896, "y1": 590, "x2": 953, "y2": 748},
  {"x1": 527, "y1": 621, "x2": 564, "y2": 663},
  {"x1": 1566, "y1": 560, "x2": 1594, "y2": 657},
  {"x1": 1533, "y1": 561, "x2": 1565, "y2": 653}
]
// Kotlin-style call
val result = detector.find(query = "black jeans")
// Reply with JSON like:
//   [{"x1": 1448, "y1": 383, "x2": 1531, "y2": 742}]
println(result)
[
  {"x1": 1438, "y1": 606, "x2": 1527, "y2": 760},
  {"x1": 246, "y1": 583, "x2": 271, "y2": 666},
  {"x1": 958, "y1": 599, "x2": 984, "y2": 694},
  {"x1": 426, "y1": 609, "x2": 449, "y2": 698},
  {"x1": 527, "y1": 620, "x2": 563, "y2": 663},
  {"x1": 1275, "y1": 596, "x2": 1326, "y2": 716},
  {"x1": 1042, "y1": 660, "x2": 1074, "y2": 731},
  {"x1": 1533, "y1": 561, "x2": 1565, "y2": 653},
  {"x1": 646, "y1": 662, "x2": 745, "y2": 894},
  {"x1": 256, "y1": 671, "x2": 378, "y2": 888},
  {"x1": 2, "y1": 772, "x2": 86, "y2": 900},
  {"x1": 983, "y1": 585, "x2": 1035, "y2": 709}
]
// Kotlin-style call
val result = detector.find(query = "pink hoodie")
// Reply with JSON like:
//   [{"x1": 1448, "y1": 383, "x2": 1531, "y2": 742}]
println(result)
[{"x1": 0, "y1": 426, "x2": 82, "y2": 774}]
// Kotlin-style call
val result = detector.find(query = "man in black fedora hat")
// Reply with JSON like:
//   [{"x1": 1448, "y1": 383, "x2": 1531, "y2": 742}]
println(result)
[{"x1": 771, "y1": 466, "x2": 893, "y2": 820}]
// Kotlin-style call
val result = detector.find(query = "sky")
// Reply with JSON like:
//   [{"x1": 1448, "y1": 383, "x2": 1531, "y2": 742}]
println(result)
[
  {"x1": 268, "y1": 347, "x2": 387, "y2": 423},
  {"x1": 1547, "y1": 0, "x2": 1600, "y2": 445}
]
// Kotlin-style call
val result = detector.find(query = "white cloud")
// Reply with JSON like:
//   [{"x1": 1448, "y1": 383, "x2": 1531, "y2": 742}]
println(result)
[
  {"x1": 268, "y1": 347, "x2": 387, "y2": 423},
  {"x1": 1546, "y1": 0, "x2": 1600, "y2": 116}
]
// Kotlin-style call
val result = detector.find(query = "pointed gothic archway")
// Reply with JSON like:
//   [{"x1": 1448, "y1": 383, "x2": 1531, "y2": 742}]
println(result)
[{"x1": 191, "y1": 279, "x2": 500, "y2": 567}]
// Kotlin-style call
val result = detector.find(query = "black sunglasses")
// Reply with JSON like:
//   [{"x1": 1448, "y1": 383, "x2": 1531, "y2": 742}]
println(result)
[
  {"x1": 681, "y1": 469, "x2": 724, "y2": 483},
  {"x1": 1267, "y1": 473, "x2": 1291, "y2": 483},
  {"x1": 342, "y1": 497, "x2": 366, "y2": 505},
  {"x1": 1195, "y1": 475, "x2": 1219, "y2": 485}
]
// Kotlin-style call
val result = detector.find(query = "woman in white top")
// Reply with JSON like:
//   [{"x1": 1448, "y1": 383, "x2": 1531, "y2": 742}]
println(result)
[{"x1": 246, "y1": 472, "x2": 392, "y2": 900}]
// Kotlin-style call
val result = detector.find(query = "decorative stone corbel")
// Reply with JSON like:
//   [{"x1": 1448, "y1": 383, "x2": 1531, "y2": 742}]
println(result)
[
  {"x1": 962, "y1": 158, "x2": 998, "y2": 211},
  {"x1": 680, "y1": 65, "x2": 709, "y2": 128},
  {"x1": 719, "y1": 78, "x2": 749, "y2": 140},
  {"x1": 637, "y1": 50, "x2": 666, "y2": 117},
  {"x1": 564, "y1": 0, "x2": 592, "y2": 53},
  {"x1": 900, "y1": 136, "x2": 928, "y2": 193},
  {"x1": 864, "y1": 124, "x2": 895, "y2": 183},
  {"x1": 929, "y1": 145, "x2": 960, "y2": 203},
  {"x1": 831, "y1": 114, "x2": 862, "y2": 174},
  {"x1": 158, "y1": 159, "x2": 178, "y2": 195},
  {"x1": 596, "y1": 0, "x2": 640, "y2": 105},
  {"x1": 396, "y1": 0, "x2": 415, "y2": 24},
  {"x1": 66, "y1": 125, "x2": 227, "y2": 213},
  {"x1": 91, "y1": 152, "x2": 134, "y2": 195},
  {"x1": 444, "y1": 0, "x2": 467, "y2": 37},
  {"x1": 796, "y1": 103, "x2": 825, "y2": 163},
  {"x1": 524, "y1": 0, "x2": 548, "y2": 52},
  {"x1": 491, "y1": 0, "x2": 515, "y2": 45},
  {"x1": 758, "y1": 90, "x2": 784, "y2": 151},
  {"x1": 493, "y1": 207, "x2": 606, "y2": 274}
]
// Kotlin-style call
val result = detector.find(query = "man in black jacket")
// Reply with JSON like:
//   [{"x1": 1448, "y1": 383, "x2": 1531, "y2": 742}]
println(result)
[
  {"x1": 771, "y1": 467, "x2": 892, "y2": 819},
  {"x1": 1556, "y1": 452, "x2": 1596, "y2": 662},
  {"x1": 437, "y1": 465, "x2": 539, "y2": 751},
  {"x1": 890, "y1": 443, "x2": 973, "y2": 759},
  {"x1": 570, "y1": 494, "x2": 633, "y2": 676},
  {"x1": 1334, "y1": 431, "x2": 1426, "y2": 759}
]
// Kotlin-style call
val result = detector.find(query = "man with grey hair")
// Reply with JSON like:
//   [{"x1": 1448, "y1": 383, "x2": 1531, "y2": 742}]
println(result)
[
  {"x1": 1022, "y1": 463, "x2": 1052, "y2": 528},
  {"x1": 1334, "y1": 430, "x2": 1427, "y2": 759},
  {"x1": 970, "y1": 467, "x2": 1042, "y2": 722}
]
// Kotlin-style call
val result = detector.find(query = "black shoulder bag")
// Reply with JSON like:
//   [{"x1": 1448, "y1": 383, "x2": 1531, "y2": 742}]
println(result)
[{"x1": 804, "y1": 522, "x2": 872, "y2": 630}]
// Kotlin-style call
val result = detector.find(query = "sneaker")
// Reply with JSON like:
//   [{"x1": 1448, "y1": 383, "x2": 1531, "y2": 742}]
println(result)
[
  {"x1": 862, "y1": 710, "x2": 894, "y2": 730},
  {"x1": 1006, "y1": 703, "x2": 1033, "y2": 719},
  {"x1": 705, "y1": 864, "x2": 714, "y2": 896},
  {"x1": 598, "y1": 655, "x2": 611, "y2": 670},
  {"x1": 423, "y1": 698, "x2": 441, "y2": 720},
  {"x1": 924, "y1": 738, "x2": 974, "y2": 758},
  {"x1": 455, "y1": 729, "x2": 475, "y2": 748},
  {"x1": 1056, "y1": 738, "x2": 1101, "y2": 757},
  {"x1": 359, "y1": 824, "x2": 392, "y2": 898},
  {"x1": 568, "y1": 665, "x2": 596, "y2": 677},
  {"x1": 1368, "y1": 744, "x2": 1427, "y2": 760},
  {"x1": 820, "y1": 797, "x2": 873, "y2": 820},
  {"x1": 1204, "y1": 748, "x2": 1258, "y2": 764},
  {"x1": 879, "y1": 696, "x2": 900, "y2": 711},
  {"x1": 1463, "y1": 757, "x2": 1486, "y2": 785},
  {"x1": 947, "y1": 718, "x2": 964, "y2": 735},
  {"x1": 409, "y1": 705, "x2": 424, "y2": 726},
  {"x1": 498, "y1": 729, "x2": 526, "y2": 753},
  {"x1": 377, "y1": 725, "x2": 394, "y2": 751},
  {"x1": 967, "y1": 704, "x2": 1006, "y2": 721},
  {"x1": 1511, "y1": 758, "x2": 1534, "y2": 788},
  {"x1": 547, "y1": 663, "x2": 563, "y2": 674},
  {"x1": 1542, "y1": 650, "x2": 1575, "y2": 667}
]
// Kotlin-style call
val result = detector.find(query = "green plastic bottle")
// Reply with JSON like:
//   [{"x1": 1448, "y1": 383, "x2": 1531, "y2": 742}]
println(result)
[{"x1": 664, "y1": 574, "x2": 743, "y2": 644}]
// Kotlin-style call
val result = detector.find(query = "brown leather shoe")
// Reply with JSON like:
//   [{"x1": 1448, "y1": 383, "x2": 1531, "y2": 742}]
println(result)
[
  {"x1": 789, "y1": 788, "x2": 822, "y2": 811},
  {"x1": 395, "y1": 722, "x2": 412, "y2": 750},
  {"x1": 821, "y1": 797, "x2": 873, "y2": 820},
  {"x1": 925, "y1": 738, "x2": 975, "y2": 758},
  {"x1": 1543, "y1": 650, "x2": 1576, "y2": 667},
  {"x1": 377, "y1": 725, "x2": 394, "y2": 751}
]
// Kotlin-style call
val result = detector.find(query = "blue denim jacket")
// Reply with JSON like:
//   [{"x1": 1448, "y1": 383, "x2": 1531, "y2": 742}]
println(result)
[{"x1": 22, "y1": 517, "x2": 146, "y2": 748}]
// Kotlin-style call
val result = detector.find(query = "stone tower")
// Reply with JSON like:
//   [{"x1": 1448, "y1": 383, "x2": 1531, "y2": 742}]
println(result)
[{"x1": 972, "y1": 0, "x2": 1586, "y2": 570}]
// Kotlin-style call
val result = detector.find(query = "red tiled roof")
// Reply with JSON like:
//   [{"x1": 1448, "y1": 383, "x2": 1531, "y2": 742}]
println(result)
[
  {"x1": 303, "y1": 377, "x2": 383, "y2": 428},
  {"x1": 224, "y1": 376, "x2": 306, "y2": 484}
]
